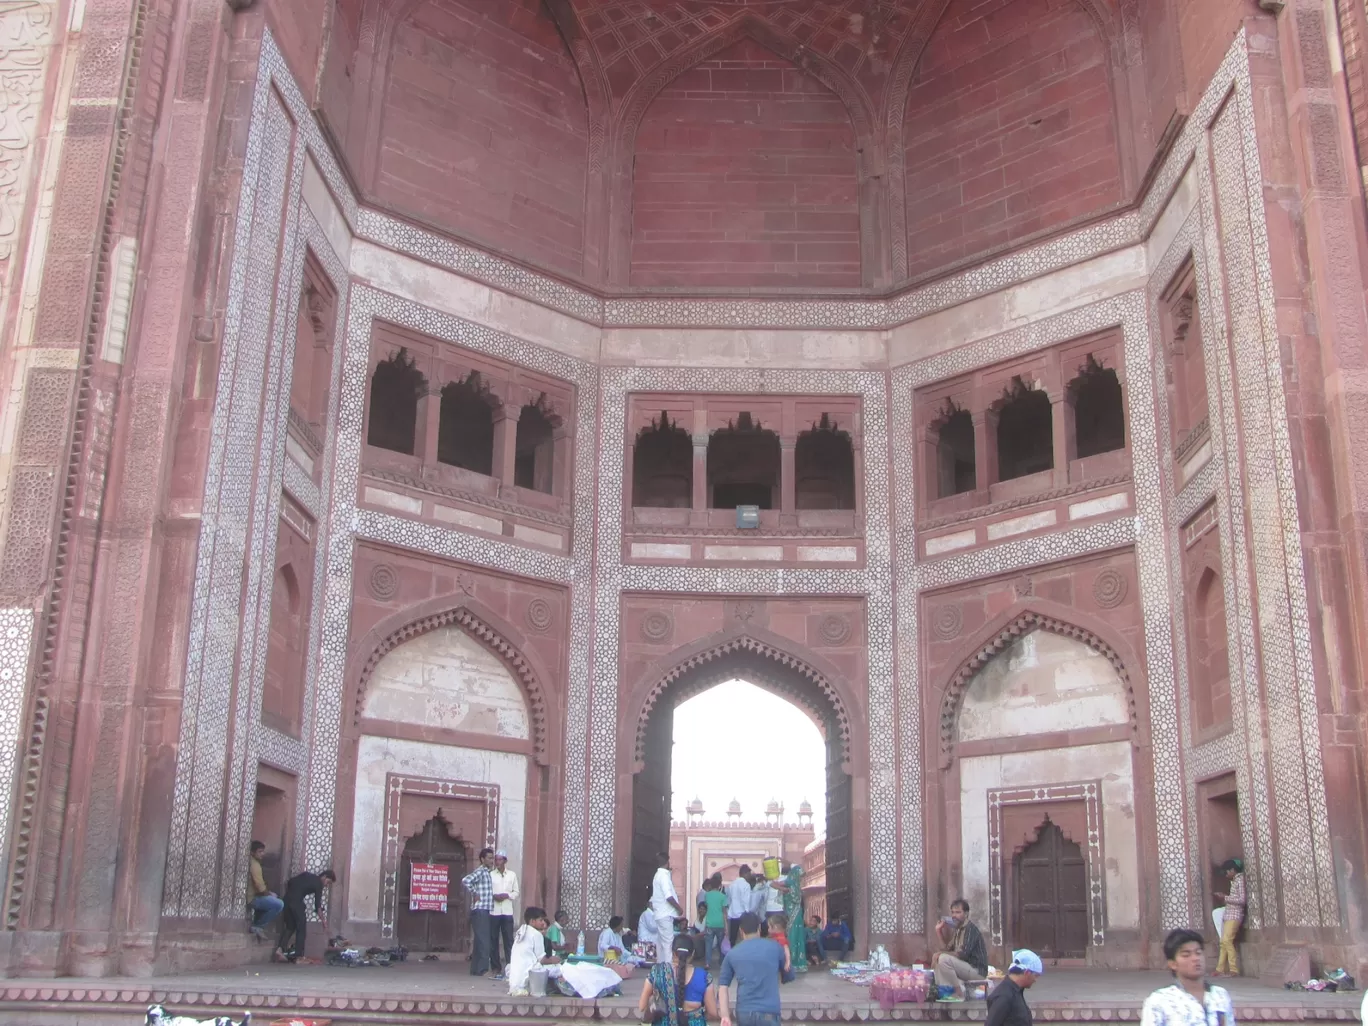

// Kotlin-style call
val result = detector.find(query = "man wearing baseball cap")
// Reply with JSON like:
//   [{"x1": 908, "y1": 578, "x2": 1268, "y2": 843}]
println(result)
[{"x1": 986, "y1": 949, "x2": 1042, "y2": 1026}]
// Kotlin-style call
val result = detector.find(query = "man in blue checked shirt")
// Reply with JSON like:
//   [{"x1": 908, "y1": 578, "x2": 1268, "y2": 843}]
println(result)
[
  {"x1": 1141, "y1": 929, "x2": 1235, "y2": 1026},
  {"x1": 461, "y1": 846, "x2": 497, "y2": 976}
]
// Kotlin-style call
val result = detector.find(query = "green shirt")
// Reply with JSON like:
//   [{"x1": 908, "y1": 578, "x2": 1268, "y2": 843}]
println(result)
[
  {"x1": 546, "y1": 922, "x2": 564, "y2": 946},
  {"x1": 704, "y1": 889, "x2": 727, "y2": 929}
]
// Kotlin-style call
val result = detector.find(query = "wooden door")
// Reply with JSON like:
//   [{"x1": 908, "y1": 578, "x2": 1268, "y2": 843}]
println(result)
[
  {"x1": 1011, "y1": 819, "x2": 1088, "y2": 958},
  {"x1": 396, "y1": 815, "x2": 469, "y2": 953},
  {"x1": 824, "y1": 741, "x2": 853, "y2": 923},
  {"x1": 630, "y1": 703, "x2": 674, "y2": 923}
]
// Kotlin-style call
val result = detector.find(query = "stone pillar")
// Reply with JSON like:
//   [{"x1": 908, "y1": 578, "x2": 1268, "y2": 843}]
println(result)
[
  {"x1": 552, "y1": 422, "x2": 571, "y2": 501},
  {"x1": 494, "y1": 402, "x2": 522, "y2": 488},
  {"x1": 691, "y1": 433, "x2": 709, "y2": 513},
  {"x1": 780, "y1": 437, "x2": 797, "y2": 523},
  {"x1": 416, "y1": 386, "x2": 442, "y2": 465},
  {"x1": 1050, "y1": 390, "x2": 1071, "y2": 488},
  {"x1": 973, "y1": 410, "x2": 992, "y2": 493}
]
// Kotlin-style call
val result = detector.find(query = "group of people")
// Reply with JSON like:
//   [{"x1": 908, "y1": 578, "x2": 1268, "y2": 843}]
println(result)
[
  {"x1": 458, "y1": 846, "x2": 524, "y2": 980},
  {"x1": 245, "y1": 839, "x2": 336, "y2": 963},
  {"x1": 670, "y1": 858, "x2": 808, "y2": 974}
]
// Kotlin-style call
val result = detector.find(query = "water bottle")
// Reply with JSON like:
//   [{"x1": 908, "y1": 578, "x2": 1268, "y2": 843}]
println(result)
[{"x1": 576, "y1": 930, "x2": 585, "y2": 956}]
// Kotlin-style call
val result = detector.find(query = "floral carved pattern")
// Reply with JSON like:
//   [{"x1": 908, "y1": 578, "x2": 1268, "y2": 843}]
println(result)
[
  {"x1": 938, "y1": 611, "x2": 1138, "y2": 767},
  {"x1": 354, "y1": 606, "x2": 550, "y2": 764},
  {"x1": 1092, "y1": 567, "x2": 1128, "y2": 609}
]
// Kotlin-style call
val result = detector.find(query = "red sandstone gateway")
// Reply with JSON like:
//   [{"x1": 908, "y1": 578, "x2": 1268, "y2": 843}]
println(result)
[{"x1": 0, "y1": 3, "x2": 1362, "y2": 1024}]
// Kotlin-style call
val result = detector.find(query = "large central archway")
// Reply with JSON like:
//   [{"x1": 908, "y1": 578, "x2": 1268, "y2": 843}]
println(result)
[{"x1": 622, "y1": 632, "x2": 862, "y2": 939}]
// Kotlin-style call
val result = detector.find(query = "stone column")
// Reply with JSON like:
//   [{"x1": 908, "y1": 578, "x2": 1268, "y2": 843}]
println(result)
[
  {"x1": 1050, "y1": 390, "x2": 1071, "y2": 488},
  {"x1": 416, "y1": 385, "x2": 442, "y2": 466},
  {"x1": 780, "y1": 437, "x2": 797, "y2": 522},
  {"x1": 552, "y1": 422, "x2": 571, "y2": 501},
  {"x1": 691, "y1": 433, "x2": 709, "y2": 514},
  {"x1": 973, "y1": 410, "x2": 992, "y2": 493},
  {"x1": 494, "y1": 402, "x2": 522, "y2": 489}
]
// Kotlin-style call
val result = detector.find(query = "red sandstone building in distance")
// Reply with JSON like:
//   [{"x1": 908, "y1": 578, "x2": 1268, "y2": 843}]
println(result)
[{"x1": 0, "y1": 0, "x2": 1362, "y2": 1006}]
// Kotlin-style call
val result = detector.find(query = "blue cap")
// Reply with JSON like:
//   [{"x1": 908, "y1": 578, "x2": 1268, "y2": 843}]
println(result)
[{"x1": 1010, "y1": 949, "x2": 1044, "y2": 975}]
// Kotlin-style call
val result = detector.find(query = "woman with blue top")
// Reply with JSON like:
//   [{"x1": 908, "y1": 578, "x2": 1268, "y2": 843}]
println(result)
[{"x1": 637, "y1": 935, "x2": 717, "y2": 1026}]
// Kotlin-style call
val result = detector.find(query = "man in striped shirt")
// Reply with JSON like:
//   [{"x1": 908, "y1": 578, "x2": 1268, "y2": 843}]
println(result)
[{"x1": 461, "y1": 847, "x2": 497, "y2": 977}]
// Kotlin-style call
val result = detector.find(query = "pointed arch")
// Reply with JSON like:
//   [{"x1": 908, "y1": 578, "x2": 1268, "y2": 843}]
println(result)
[
  {"x1": 937, "y1": 605, "x2": 1140, "y2": 768},
  {"x1": 352, "y1": 602, "x2": 551, "y2": 765},
  {"x1": 628, "y1": 626, "x2": 856, "y2": 772}
]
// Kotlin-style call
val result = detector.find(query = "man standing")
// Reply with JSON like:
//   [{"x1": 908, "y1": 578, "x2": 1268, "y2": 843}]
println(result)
[
  {"x1": 985, "y1": 950, "x2": 1042, "y2": 1026},
  {"x1": 246, "y1": 840, "x2": 283, "y2": 941},
  {"x1": 702, "y1": 879, "x2": 727, "y2": 969},
  {"x1": 275, "y1": 868, "x2": 335, "y2": 962},
  {"x1": 1141, "y1": 929, "x2": 1235, "y2": 1026},
  {"x1": 718, "y1": 912, "x2": 786, "y2": 1026},
  {"x1": 650, "y1": 851, "x2": 683, "y2": 962},
  {"x1": 933, "y1": 898, "x2": 988, "y2": 1001},
  {"x1": 461, "y1": 847, "x2": 496, "y2": 977},
  {"x1": 725, "y1": 866, "x2": 753, "y2": 949},
  {"x1": 489, "y1": 850, "x2": 520, "y2": 979}
]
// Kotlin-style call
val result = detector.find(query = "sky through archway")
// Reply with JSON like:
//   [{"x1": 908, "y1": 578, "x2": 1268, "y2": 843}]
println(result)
[{"x1": 670, "y1": 679, "x2": 827, "y2": 833}]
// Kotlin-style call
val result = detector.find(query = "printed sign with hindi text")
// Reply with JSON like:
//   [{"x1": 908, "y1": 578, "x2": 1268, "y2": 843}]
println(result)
[{"x1": 409, "y1": 862, "x2": 448, "y2": 912}]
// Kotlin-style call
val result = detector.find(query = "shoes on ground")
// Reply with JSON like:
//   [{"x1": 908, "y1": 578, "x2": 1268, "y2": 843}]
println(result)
[{"x1": 491, "y1": 973, "x2": 507, "y2": 981}]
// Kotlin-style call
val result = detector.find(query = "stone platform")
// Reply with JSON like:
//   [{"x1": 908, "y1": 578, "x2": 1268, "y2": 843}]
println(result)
[{"x1": 0, "y1": 965, "x2": 1360, "y2": 1025}]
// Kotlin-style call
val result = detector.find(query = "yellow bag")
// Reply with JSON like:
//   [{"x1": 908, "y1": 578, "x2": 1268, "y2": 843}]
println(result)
[{"x1": 763, "y1": 857, "x2": 781, "y2": 881}]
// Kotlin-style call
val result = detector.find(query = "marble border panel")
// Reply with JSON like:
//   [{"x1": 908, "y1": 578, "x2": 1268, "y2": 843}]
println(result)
[
  {"x1": 164, "y1": 68, "x2": 295, "y2": 919},
  {"x1": 283, "y1": 455, "x2": 321, "y2": 518},
  {"x1": 294, "y1": 206, "x2": 352, "y2": 888},
  {"x1": 1211, "y1": 50, "x2": 1335, "y2": 925},
  {"x1": 0, "y1": 608, "x2": 33, "y2": 876},
  {"x1": 1193, "y1": 135, "x2": 1273, "y2": 931}
]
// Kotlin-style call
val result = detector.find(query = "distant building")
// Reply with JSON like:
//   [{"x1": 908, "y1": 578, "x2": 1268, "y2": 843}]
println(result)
[{"x1": 668, "y1": 800, "x2": 816, "y2": 912}]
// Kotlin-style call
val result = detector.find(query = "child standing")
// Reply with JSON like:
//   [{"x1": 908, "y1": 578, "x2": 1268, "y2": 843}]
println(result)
[{"x1": 767, "y1": 913, "x2": 795, "y2": 983}]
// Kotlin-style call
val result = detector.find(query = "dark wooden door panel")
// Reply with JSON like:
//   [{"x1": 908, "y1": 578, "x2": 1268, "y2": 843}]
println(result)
[
  {"x1": 397, "y1": 816, "x2": 469, "y2": 953},
  {"x1": 1011, "y1": 819, "x2": 1088, "y2": 959}
]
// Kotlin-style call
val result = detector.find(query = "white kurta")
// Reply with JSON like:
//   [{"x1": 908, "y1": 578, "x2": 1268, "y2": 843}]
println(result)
[
  {"x1": 650, "y1": 866, "x2": 679, "y2": 962},
  {"x1": 507, "y1": 924, "x2": 545, "y2": 996}
]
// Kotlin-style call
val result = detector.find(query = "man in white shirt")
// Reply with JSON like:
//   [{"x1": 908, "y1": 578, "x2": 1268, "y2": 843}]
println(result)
[
  {"x1": 650, "y1": 851, "x2": 683, "y2": 963},
  {"x1": 725, "y1": 865, "x2": 754, "y2": 949},
  {"x1": 1140, "y1": 928, "x2": 1235, "y2": 1026},
  {"x1": 489, "y1": 850, "x2": 520, "y2": 978},
  {"x1": 762, "y1": 870, "x2": 786, "y2": 936}
]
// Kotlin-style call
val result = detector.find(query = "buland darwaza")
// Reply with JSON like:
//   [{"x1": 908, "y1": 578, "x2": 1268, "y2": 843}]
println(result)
[{"x1": 0, "y1": 0, "x2": 1365, "y2": 1018}]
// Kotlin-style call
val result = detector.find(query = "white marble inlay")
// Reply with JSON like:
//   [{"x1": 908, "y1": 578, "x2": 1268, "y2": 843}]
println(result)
[
  {"x1": 1068, "y1": 492, "x2": 1130, "y2": 521},
  {"x1": 1178, "y1": 439, "x2": 1213, "y2": 485},
  {"x1": 285, "y1": 434, "x2": 314, "y2": 476},
  {"x1": 362, "y1": 486, "x2": 423, "y2": 516},
  {"x1": 630, "y1": 542, "x2": 692, "y2": 560},
  {"x1": 703, "y1": 545, "x2": 785, "y2": 561},
  {"x1": 512, "y1": 523, "x2": 563, "y2": 550},
  {"x1": 432, "y1": 503, "x2": 503, "y2": 535},
  {"x1": 986, "y1": 509, "x2": 1058, "y2": 540},
  {"x1": 924, "y1": 529, "x2": 977, "y2": 555},
  {"x1": 796, "y1": 546, "x2": 859, "y2": 562}
]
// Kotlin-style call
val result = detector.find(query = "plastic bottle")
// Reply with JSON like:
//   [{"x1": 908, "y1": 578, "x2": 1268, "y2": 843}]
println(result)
[{"x1": 576, "y1": 930, "x2": 586, "y2": 957}]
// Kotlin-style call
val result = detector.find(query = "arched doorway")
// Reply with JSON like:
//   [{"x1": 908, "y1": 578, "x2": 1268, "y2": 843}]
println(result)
[
  {"x1": 936, "y1": 609, "x2": 1145, "y2": 966},
  {"x1": 396, "y1": 813, "x2": 469, "y2": 953},
  {"x1": 627, "y1": 638, "x2": 856, "y2": 936},
  {"x1": 1010, "y1": 817, "x2": 1088, "y2": 958}
]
